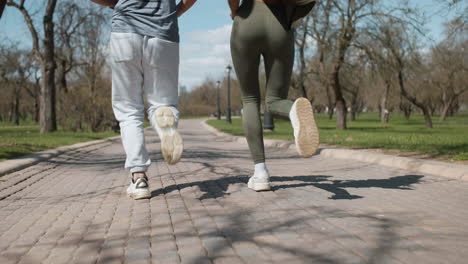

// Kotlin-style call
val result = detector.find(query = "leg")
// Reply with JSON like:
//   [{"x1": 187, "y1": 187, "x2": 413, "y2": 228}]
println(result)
[
  {"x1": 109, "y1": 32, "x2": 151, "y2": 173},
  {"x1": 143, "y1": 36, "x2": 183, "y2": 165},
  {"x1": 231, "y1": 29, "x2": 265, "y2": 165},
  {"x1": 263, "y1": 28, "x2": 295, "y2": 118},
  {"x1": 263, "y1": 10, "x2": 319, "y2": 157},
  {"x1": 264, "y1": 48, "x2": 319, "y2": 157}
]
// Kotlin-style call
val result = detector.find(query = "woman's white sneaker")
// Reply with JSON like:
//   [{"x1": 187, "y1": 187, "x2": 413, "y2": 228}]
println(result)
[
  {"x1": 152, "y1": 107, "x2": 183, "y2": 165},
  {"x1": 289, "y1": 97, "x2": 319, "y2": 158},
  {"x1": 248, "y1": 169, "x2": 271, "y2": 191}
]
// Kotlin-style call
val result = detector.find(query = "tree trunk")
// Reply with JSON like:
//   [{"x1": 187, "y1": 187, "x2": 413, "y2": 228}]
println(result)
[
  {"x1": 348, "y1": 91, "x2": 359, "y2": 122},
  {"x1": 13, "y1": 91, "x2": 20, "y2": 125},
  {"x1": 332, "y1": 64, "x2": 347, "y2": 130},
  {"x1": 56, "y1": 59, "x2": 68, "y2": 113},
  {"x1": 335, "y1": 100, "x2": 347, "y2": 129},
  {"x1": 75, "y1": 115, "x2": 82, "y2": 132},
  {"x1": 402, "y1": 106, "x2": 411, "y2": 120},
  {"x1": 40, "y1": 0, "x2": 58, "y2": 133},
  {"x1": 422, "y1": 107, "x2": 433, "y2": 128},
  {"x1": 380, "y1": 80, "x2": 390, "y2": 123},
  {"x1": 349, "y1": 109, "x2": 356, "y2": 121},
  {"x1": 297, "y1": 25, "x2": 308, "y2": 99},
  {"x1": 331, "y1": 26, "x2": 350, "y2": 130},
  {"x1": 440, "y1": 102, "x2": 451, "y2": 121},
  {"x1": 34, "y1": 82, "x2": 40, "y2": 123},
  {"x1": 397, "y1": 69, "x2": 432, "y2": 128},
  {"x1": 440, "y1": 94, "x2": 460, "y2": 120},
  {"x1": 327, "y1": 104, "x2": 334, "y2": 120}
]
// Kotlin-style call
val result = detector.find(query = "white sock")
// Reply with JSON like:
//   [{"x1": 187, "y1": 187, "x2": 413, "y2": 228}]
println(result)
[{"x1": 254, "y1": 163, "x2": 269, "y2": 178}]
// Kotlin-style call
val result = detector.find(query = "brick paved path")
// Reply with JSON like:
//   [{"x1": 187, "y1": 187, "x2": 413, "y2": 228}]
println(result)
[{"x1": 1, "y1": 119, "x2": 467, "y2": 264}]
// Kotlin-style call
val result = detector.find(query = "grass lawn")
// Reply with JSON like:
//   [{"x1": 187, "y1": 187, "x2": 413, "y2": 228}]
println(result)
[
  {"x1": 207, "y1": 113, "x2": 468, "y2": 161},
  {"x1": 0, "y1": 123, "x2": 118, "y2": 161}
]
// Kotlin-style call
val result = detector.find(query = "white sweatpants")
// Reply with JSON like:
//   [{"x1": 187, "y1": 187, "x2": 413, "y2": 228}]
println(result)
[{"x1": 109, "y1": 32, "x2": 180, "y2": 173}]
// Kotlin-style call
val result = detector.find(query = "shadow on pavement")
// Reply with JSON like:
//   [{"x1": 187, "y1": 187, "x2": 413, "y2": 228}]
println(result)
[
  {"x1": 271, "y1": 175, "x2": 425, "y2": 200},
  {"x1": 9, "y1": 204, "x2": 434, "y2": 264}
]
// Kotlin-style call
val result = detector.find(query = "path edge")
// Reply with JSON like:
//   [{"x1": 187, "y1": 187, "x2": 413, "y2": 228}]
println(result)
[
  {"x1": 202, "y1": 119, "x2": 468, "y2": 181},
  {"x1": 0, "y1": 135, "x2": 121, "y2": 177}
]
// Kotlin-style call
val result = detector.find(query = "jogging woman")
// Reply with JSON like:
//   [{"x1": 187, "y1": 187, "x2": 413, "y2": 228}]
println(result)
[{"x1": 228, "y1": 0, "x2": 319, "y2": 191}]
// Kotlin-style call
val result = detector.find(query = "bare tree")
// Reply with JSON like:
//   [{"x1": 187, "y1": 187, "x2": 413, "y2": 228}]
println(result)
[
  {"x1": 294, "y1": 16, "x2": 312, "y2": 99},
  {"x1": 441, "y1": 0, "x2": 467, "y2": 34},
  {"x1": 23, "y1": 67, "x2": 41, "y2": 122},
  {"x1": 431, "y1": 21, "x2": 468, "y2": 121},
  {"x1": 74, "y1": 7, "x2": 110, "y2": 132},
  {"x1": 307, "y1": 0, "x2": 335, "y2": 119},
  {"x1": 372, "y1": 20, "x2": 434, "y2": 128},
  {"x1": 304, "y1": 0, "x2": 416, "y2": 129},
  {"x1": 341, "y1": 52, "x2": 367, "y2": 121},
  {"x1": 7, "y1": 0, "x2": 58, "y2": 132},
  {"x1": 0, "y1": 46, "x2": 33, "y2": 125},
  {"x1": 358, "y1": 30, "x2": 397, "y2": 123},
  {"x1": 55, "y1": 2, "x2": 87, "y2": 97}
]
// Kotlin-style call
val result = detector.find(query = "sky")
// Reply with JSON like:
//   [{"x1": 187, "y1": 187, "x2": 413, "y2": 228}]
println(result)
[{"x1": 0, "y1": 0, "x2": 463, "y2": 90}]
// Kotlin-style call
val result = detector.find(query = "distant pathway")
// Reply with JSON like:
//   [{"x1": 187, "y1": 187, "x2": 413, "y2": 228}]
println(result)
[{"x1": 0, "y1": 119, "x2": 467, "y2": 264}]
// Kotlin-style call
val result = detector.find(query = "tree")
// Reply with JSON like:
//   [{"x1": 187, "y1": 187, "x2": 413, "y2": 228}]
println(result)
[
  {"x1": 431, "y1": 21, "x2": 468, "y2": 121},
  {"x1": 73, "y1": 6, "x2": 110, "y2": 132},
  {"x1": 371, "y1": 19, "x2": 434, "y2": 128},
  {"x1": 0, "y1": 45, "x2": 35, "y2": 125},
  {"x1": 55, "y1": 2, "x2": 87, "y2": 98},
  {"x1": 294, "y1": 16, "x2": 313, "y2": 100},
  {"x1": 304, "y1": 0, "x2": 418, "y2": 129},
  {"x1": 307, "y1": 0, "x2": 335, "y2": 119},
  {"x1": 7, "y1": 0, "x2": 58, "y2": 132},
  {"x1": 441, "y1": 0, "x2": 467, "y2": 34},
  {"x1": 341, "y1": 52, "x2": 367, "y2": 121}
]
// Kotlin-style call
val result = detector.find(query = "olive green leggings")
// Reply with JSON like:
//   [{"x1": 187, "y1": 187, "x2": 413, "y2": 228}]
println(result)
[{"x1": 231, "y1": 0, "x2": 295, "y2": 164}]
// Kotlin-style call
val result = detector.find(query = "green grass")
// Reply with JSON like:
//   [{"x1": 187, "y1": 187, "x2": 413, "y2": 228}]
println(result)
[
  {"x1": 0, "y1": 124, "x2": 117, "y2": 161},
  {"x1": 207, "y1": 113, "x2": 468, "y2": 161}
]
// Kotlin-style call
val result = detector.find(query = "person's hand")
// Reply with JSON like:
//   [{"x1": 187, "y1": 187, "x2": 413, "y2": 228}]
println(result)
[{"x1": 230, "y1": 10, "x2": 237, "y2": 20}]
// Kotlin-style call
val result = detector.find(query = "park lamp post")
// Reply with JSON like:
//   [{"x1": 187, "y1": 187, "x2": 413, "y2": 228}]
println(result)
[
  {"x1": 216, "y1": 80, "x2": 221, "y2": 120},
  {"x1": 225, "y1": 65, "x2": 232, "y2": 124}
]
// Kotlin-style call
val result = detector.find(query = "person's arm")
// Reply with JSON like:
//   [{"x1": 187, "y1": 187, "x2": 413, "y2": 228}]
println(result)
[
  {"x1": 0, "y1": 0, "x2": 6, "y2": 20},
  {"x1": 177, "y1": 0, "x2": 197, "y2": 17},
  {"x1": 90, "y1": 0, "x2": 118, "y2": 8},
  {"x1": 227, "y1": 0, "x2": 240, "y2": 20}
]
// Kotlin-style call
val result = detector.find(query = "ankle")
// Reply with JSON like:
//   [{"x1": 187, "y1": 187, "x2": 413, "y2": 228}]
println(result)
[
  {"x1": 254, "y1": 163, "x2": 269, "y2": 178},
  {"x1": 132, "y1": 172, "x2": 147, "y2": 182}
]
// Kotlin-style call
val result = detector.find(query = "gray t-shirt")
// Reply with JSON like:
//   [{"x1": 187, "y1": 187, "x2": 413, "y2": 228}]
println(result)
[{"x1": 112, "y1": 0, "x2": 179, "y2": 43}]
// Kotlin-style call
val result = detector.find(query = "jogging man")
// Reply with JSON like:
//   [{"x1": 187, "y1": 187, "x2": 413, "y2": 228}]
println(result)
[{"x1": 91, "y1": 0, "x2": 197, "y2": 199}]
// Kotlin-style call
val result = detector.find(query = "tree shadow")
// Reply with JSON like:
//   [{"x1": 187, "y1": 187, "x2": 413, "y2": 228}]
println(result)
[
  {"x1": 149, "y1": 154, "x2": 424, "y2": 201},
  {"x1": 8, "y1": 205, "x2": 444, "y2": 264},
  {"x1": 271, "y1": 175, "x2": 425, "y2": 200}
]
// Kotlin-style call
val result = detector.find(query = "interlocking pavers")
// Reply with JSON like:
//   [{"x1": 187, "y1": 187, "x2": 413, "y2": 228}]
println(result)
[{"x1": 0, "y1": 119, "x2": 468, "y2": 263}]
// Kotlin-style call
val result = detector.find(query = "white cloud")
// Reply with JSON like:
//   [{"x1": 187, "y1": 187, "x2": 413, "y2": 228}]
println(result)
[{"x1": 179, "y1": 24, "x2": 234, "y2": 89}]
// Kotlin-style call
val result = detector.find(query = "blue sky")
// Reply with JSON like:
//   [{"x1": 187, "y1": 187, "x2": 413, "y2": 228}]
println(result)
[{"x1": 0, "y1": 0, "x2": 462, "y2": 89}]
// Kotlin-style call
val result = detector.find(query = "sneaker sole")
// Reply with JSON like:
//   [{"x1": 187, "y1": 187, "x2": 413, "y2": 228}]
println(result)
[
  {"x1": 248, "y1": 181, "x2": 271, "y2": 192},
  {"x1": 293, "y1": 98, "x2": 319, "y2": 158},
  {"x1": 155, "y1": 107, "x2": 183, "y2": 165},
  {"x1": 128, "y1": 190, "x2": 151, "y2": 200}
]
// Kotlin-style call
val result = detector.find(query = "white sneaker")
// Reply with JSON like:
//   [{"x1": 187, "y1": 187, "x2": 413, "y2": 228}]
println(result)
[
  {"x1": 127, "y1": 174, "x2": 151, "y2": 200},
  {"x1": 289, "y1": 98, "x2": 319, "y2": 158},
  {"x1": 248, "y1": 170, "x2": 271, "y2": 192},
  {"x1": 152, "y1": 107, "x2": 183, "y2": 165}
]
